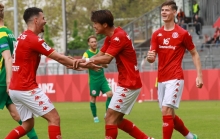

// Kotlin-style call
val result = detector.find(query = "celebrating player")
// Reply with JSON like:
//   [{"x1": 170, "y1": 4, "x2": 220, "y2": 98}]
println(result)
[
  {"x1": 5, "y1": 7, "x2": 100, "y2": 139},
  {"x1": 72, "y1": 10, "x2": 154, "y2": 139},
  {"x1": 82, "y1": 35, "x2": 113, "y2": 123},
  {"x1": 147, "y1": 1, "x2": 203, "y2": 139},
  {"x1": 0, "y1": 4, "x2": 38, "y2": 139}
]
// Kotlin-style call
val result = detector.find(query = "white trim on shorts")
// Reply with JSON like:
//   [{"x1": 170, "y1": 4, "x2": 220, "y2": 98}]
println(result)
[
  {"x1": 158, "y1": 79, "x2": 184, "y2": 109},
  {"x1": 108, "y1": 86, "x2": 140, "y2": 115},
  {"x1": 9, "y1": 88, "x2": 55, "y2": 121}
]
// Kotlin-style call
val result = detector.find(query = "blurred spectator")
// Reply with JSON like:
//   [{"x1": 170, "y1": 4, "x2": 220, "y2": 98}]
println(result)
[
  {"x1": 193, "y1": 14, "x2": 203, "y2": 36},
  {"x1": 213, "y1": 27, "x2": 220, "y2": 47},
  {"x1": 200, "y1": 34, "x2": 213, "y2": 51},
  {"x1": 176, "y1": 8, "x2": 185, "y2": 24},
  {"x1": 192, "y1": 0, "x2": 200, "y2": 16},
  {"x1": 180, "y1": 19, "x2": 187, "y2": 30}
]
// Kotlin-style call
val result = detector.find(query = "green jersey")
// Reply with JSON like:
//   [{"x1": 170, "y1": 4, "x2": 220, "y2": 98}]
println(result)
[
  {"x1": 0, "y1": 26, "x2": 16, "y2": 87},
  {"x1": 83, "y1": 49, "x2": 105, "y2": 83}
]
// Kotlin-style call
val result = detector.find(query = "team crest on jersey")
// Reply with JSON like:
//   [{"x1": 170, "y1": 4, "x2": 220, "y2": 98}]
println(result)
[
  {"x1": 38, "y1": 38, "x2": 43, "y2": 42},
  {"x1": 172, "y1": 32, "x2": 179, "y2": 38},
  {"x1": 92, "y1": 90, "x2": 96, "y2": 95},
  {"x1": 42, "y1": 42, "x2": 51, "y2": 51}
]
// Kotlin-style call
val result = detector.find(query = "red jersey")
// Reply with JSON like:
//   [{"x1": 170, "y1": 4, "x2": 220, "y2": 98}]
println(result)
[
  {"x1": 150, "y1": 24, "x2": 195, "y2": 82},
  {"x1": 10, "y1": 30, "x2": 54, "y2": 90},
  {"x1": 101, "y1": 27, "x2": 142, "y2": 89}
]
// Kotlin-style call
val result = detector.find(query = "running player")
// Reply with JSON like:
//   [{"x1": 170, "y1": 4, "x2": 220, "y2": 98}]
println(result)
[
  {"x1": 0, "y1": 4, "x2": 38, "y2": 139},
  {"x1": 5, "y1": 7, "x2": 100, "y2": 139},
  {"x1": 72, "y1": 10, "x2": 154, "y2": 139},
  {"x1": 82, "y1": 35, "x2": 113, "y2": 123},
  {"x1": 147, "y1": 1, "x2": 203, "y2": 139}
]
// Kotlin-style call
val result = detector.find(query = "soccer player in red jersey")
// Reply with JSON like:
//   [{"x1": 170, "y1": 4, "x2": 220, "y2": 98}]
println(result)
[
  {"x1": 5, "y1": 7, "x2": 100, "y2": 139},
  {"x1": 72, "y1": 10, "x2": 154, "y2": 139},
  {"x1": 147, "y1": 1, "x2": 203, "y2": 139}
]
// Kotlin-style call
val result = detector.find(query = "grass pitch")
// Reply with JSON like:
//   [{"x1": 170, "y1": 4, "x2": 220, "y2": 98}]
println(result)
[{"x1": 0, "y1": 101, "x2": 219, "y2": 139}]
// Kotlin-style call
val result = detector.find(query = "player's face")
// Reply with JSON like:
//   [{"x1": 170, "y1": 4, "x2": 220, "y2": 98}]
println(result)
[
  {"x1": 161, "y1": 6, "x2": 176, "y2": 23},
  {"x1": 93, "y1": 22, "x2": 105, "y2": 34},
  {"x1": 35, "y1": 12, "x2": 46, "y2": 33},
  {"x1": 88, "y1": 38, "x2": 97, "y2": 50}
]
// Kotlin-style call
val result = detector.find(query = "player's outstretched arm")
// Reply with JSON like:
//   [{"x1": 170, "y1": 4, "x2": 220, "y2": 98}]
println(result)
[
  {"x1": 2, "y1": 50, "x2": 12, "y2": 92},
  {"x1": 189, "y1": 48, "x2": 203, "y2": 88}
]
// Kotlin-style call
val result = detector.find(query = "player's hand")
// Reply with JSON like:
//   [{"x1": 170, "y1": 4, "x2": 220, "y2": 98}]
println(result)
[
  {"x1": 196, "y1": 76, "x2": 203, "y2": 88},
  {"x1": 82, "y1": 62, "x2": 102, "y2": 71},
  {"x1": 66, "y1": 65, "x2": 86, "y2": 71},
  {"x1": 72, "y1": 59, "x2": 86, "y2": 69},
  {"x1": 147, "y1": 50, "x2": 156, "y2": 62}
]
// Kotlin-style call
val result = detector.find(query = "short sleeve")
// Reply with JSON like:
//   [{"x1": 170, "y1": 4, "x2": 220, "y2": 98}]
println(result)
[
  {"x1": 0, "y1": 33, "x2": 10, "y2": 53},
  {"x1": 183, "y1": 32, "x2": 195, "y2": 51},
  {"x1": 150, "y1": 32, "x2": 158, "y2": 52},
  {"x1": 105, "y1": 34, "x2": 125, "y2": 57},
  {"x1": 31, "y1": 38, "x2": 54, "y2": 56}
]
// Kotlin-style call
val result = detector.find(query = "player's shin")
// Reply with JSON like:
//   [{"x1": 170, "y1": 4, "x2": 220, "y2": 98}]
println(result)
[
  {"x1": 48, "y1": 125, "x2": 62, "y2": 139},
  {"x1": 118, "y1": 118, "x2": 149, "y2": 139},
  {"x1": 173, "y1": 115, "x2": 189, "y2": 136},
  {"x1": 5, "y1": 126, "x2": 26, "y2": 139},
  {"x1": 163, "y1": 115, "x2": 174, "y2": 139},
  {"x1": 105, "y1": 125, "x2": 118, "y2": 139},
  {"x1": 18, "y1": 120, "x2": 38, "y2": 139}
]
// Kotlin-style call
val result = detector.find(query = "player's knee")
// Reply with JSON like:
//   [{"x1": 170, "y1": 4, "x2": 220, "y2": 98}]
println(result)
[{"x1": 161, "y1": 106, "x2": 174, "y2": 116}]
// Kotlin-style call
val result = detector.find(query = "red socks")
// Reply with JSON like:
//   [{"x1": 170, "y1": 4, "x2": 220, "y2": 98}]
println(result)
[
  {"x1": 48, "y1": 125, "x2": 62, "y2": 139},
  {"x1": 163, "y1": 115, "x2": 174, "y2": 139},
  {"x1": 118, "y1": 119, "x2": 148, "y2": 139},
  {"x1": 105, "y1": 125, "x2": 118, "y2": 139},
  {"x1": 5, "y1": 126, "x2": 26, "y2": 139},
  {"x1": 173, "y1": 115, "x2": 189, "y2": 136}
]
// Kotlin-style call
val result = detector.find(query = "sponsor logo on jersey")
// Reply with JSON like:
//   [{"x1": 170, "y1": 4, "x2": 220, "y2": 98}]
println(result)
[
  {"x1": 113, "y1": 37, "x2": 120, "y2": 42},
  {"x1": 172, "y1": 32, "x2": 179, "y2": 38},
  {"x1": 159, "y1": 45, "x2": 176, "y2": 50},
  {"x1": 0, "y1": 43, "x2": 9, "y2": 48},
  {"x1": 42, "y1": 42, "x2": 51, "y2": 51},
  {"x1": 157, "y1": 33, "x2": 162, "y2": 36},
  {"x1": 38, "y1": 83, "x2": 55, "y2": 93}
]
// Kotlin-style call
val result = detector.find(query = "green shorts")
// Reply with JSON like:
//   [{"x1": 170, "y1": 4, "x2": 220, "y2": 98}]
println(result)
[
  {"x1": 0, "y1": 86, "x2": 13, "y2": 109},
  {"x1": 89, "y1": 79, "x2": 111, "y2": 96}
]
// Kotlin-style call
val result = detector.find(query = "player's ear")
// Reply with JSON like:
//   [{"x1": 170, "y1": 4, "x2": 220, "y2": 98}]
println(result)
[{"x1": 103, "y1": 23, "x2": 108, "y2": 28}]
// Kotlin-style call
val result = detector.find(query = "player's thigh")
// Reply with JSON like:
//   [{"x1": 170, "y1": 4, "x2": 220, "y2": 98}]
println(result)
[
  {"x1": 108, "y1": 86, "x2": 140, "y2": 115},
  {"x1": 0, "y1": 86, "x2": 8, "y2": 109},
  {"x1": 163, "y1": 79, "x2": 184, "y2": 109},
  {"x1": 89, "y1": 83, "x2": 101, "y2": 96}
]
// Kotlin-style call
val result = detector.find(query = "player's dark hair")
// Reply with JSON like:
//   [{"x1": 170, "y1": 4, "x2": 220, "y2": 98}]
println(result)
[
  {"x1": 0, "y1": 4, "x2": 4, "y2": 20},
  {"x1": 87, "y1": 35, "x2": 97, "y2": 42},
  {"x1": 23, "y1": 7, "x2": 43, "y2": 24},
  {"x1": 161, "y1": 1, "x2": 178, "y2": 11},
  {"x1": 91, "y1": 10, "x2": 114, "y2": 27}
]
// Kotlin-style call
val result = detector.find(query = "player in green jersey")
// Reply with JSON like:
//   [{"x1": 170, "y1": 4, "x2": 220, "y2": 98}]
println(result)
[
  {"x1": 0, "y1": 4, "x2": 38, "y2": 139},
  {"x1": 82, "y1": 35, "x2": 113, "y2": 123}
]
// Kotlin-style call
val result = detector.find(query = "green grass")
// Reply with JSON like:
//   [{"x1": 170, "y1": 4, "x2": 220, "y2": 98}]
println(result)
[{"x1": 0, "y1": 101, "x2": 220, "y2": 139}]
